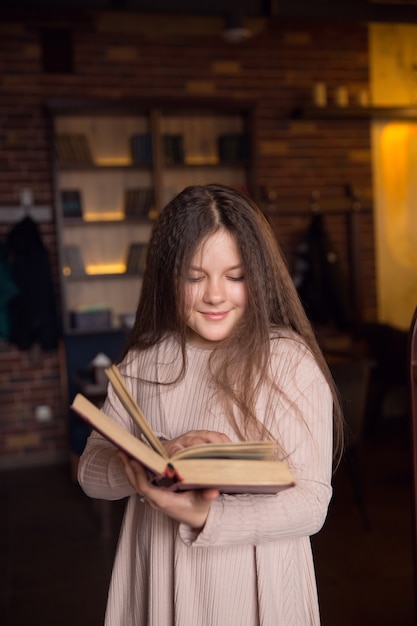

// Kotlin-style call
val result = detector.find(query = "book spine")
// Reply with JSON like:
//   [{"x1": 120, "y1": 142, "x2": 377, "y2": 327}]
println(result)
[
  {"x1": 61, "y1": 190, "x2": 83, "y2": 218},
  {"x1": 131, "y1": 133, "x2": 153, "y2": 165}
]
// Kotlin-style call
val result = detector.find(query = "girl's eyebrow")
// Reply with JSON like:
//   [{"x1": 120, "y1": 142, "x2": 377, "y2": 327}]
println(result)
[{"x1": 189, "y1": 263, "x2": 244, "y2": 271}]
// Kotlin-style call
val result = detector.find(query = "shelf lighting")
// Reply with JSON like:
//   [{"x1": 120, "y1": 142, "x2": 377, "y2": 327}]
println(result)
[
  {"x1": 83, "y1": 212, "x2": 125, "y2": 221},
  {"x1": 85, "y1": 263, "x2": 127, "y2": 275}
]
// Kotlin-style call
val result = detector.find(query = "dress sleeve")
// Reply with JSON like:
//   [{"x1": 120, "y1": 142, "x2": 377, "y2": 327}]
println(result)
[{"x1": 179, "y1": 340, "x2": 334, "y2": 547}]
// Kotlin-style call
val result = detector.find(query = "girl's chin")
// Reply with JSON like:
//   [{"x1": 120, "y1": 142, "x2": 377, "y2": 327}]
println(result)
[{"x1": 186, "y1": 329, "x2": 227, "y2": 348}]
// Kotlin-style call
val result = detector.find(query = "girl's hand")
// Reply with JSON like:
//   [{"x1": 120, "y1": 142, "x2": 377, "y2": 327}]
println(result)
[
  {"x1": 118, "y1": 452, "x2": 220, "y2": 529},
  {"x1": 118, "y1": 430, "x2": 231, "y2": 530},
  {"x1": 162, "y1": 429, "x2": 231, "y2": 457}
]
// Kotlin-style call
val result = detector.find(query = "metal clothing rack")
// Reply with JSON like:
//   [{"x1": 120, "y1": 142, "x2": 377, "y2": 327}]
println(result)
[
  {"x1": 0, "y1": 205, "x2": 52, "y2": 225},
  {"x1": 263, "y1": 187, "x2": 371, "y2": 332}
]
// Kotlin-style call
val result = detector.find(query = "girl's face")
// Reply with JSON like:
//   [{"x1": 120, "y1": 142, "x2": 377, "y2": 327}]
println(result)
[{"x1": 184, "y1": 229, "x2": 248, "y2": 348}]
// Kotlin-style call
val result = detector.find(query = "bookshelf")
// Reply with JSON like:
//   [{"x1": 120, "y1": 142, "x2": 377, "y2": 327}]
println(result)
[{"x1": 49, "y1": 100, "x2": 254, "y2": 335}]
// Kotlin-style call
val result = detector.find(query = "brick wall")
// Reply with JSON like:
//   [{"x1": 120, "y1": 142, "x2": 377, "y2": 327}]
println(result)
[{"x1": 0, "y1": 11, "x2": 374, "y2": 468}]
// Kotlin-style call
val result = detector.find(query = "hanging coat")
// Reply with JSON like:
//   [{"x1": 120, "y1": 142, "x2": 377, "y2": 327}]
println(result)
[
  {"x1": 0, "y1": 240, "x2": 19, "y2": 341},
  {"x1": 292, "y1": 213, "x2": 352, "y2": 330},
  {"x1": 7, "y1": 216, "x2": 61, "y2": 350}
]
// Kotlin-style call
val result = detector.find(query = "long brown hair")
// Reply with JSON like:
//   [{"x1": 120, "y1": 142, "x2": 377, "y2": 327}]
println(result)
[{"x1": 121, "y1": 184, "x2": 343, "y2": 462}]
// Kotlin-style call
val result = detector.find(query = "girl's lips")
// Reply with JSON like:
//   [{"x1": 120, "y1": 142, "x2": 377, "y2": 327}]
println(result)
[{"x1": 201, "y1": 311, "x2": 228, "y2": 321}]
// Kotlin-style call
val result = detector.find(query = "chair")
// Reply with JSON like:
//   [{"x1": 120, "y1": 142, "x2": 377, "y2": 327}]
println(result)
[
  {"x1": 408, "y1": 307, "x2": 417, "y2": 606},
  {"x1": 329, "y1": 358, "x2": 372, "y2": 530}
]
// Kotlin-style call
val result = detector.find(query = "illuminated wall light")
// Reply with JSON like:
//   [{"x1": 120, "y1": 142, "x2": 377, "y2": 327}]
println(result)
[
  {"x1": 374, "y1": 120, "x2": 417, "y2": 329},
  {"x1": 380, "y1": 123, "x2": 417, "y2": 266}
]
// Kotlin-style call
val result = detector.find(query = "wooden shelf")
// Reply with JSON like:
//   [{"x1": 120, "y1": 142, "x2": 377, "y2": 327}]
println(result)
[
  {"x1": 62, "y1": 217, "x2": 154, "y2": 226},
  {"x1": 64, "y1": 272, "x2": 143, "y2": 281},
  {"x1": 163, "y1": 161, "x2": 249, "y2": 169},
  {"x1": 58, "y1": 163, "x2": 153, "y2": 171},
  {"x1": 293, "y1": 106, "x2": 417, "y2": 121},
  {"x1": 65, "y1": 326, "x2": 127, "y2": 337}
]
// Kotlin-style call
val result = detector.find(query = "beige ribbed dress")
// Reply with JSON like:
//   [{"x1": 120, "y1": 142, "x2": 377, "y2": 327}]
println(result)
[{"x1": 78, "y1": 332, "x2": 333, "y2": 626}]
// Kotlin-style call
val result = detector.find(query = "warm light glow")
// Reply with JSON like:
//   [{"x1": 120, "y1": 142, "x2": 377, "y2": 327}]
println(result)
[
  {"x1": 370, "y1": 24, "x2": 417, "y2": 106},
  {"x1": 83, "y1": 212, "x2": 125, "y2": 221},
  {"x1": 373, "y1": 121, "x2": 417, "y2": 330},
  {"x1": 380, "y1": 123, "x2": 417, "y2": 266},
  {"x1": 95, "y1": 156, "x2": 131, "y2": 166},
  {"x1": 63, "y1": 266, "x2": 71, "y2": 276},
  {"x1": 85, "y1": 263, "x2": 126, "y2": 275}
]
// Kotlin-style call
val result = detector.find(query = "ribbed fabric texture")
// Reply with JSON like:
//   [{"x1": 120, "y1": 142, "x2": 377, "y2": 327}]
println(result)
[{"x1": 78, "y1": 333, "x2": 333, "y2": 626}]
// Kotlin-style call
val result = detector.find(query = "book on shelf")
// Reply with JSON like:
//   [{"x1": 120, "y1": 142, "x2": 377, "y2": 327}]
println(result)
[
  {"x1": 56, "y1": 134, "x2": 93, "y2": 165},
  {"x1": 61, "y1": 189, "x2": 83, "y2": 218},
  {"x1": 70, "y1": 364, "x2": 296, "y2": 494},
  {"x1": 163, "y1": 134, "x2": 185, "y2": 165},
  {"x1": 124, "y1": 188, "x2": 154, "y2": 219},
  {"x1": 130, "y1": 133, "x2": 153, "y2": 165},
  {"x1": 125, "y1": 242, "x2": 148, "y2": 274},
  {"x1": 62, "y1": 245, "x2": 86, "y2": 276},
  {"x1": 218, "y1": 133, "x2": 249, "y2": 163}
]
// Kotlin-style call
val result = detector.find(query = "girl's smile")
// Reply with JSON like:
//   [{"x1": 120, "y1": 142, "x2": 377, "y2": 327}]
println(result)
[{"x1": 200, "y1": 311, "x2": 229, "y2": 320}]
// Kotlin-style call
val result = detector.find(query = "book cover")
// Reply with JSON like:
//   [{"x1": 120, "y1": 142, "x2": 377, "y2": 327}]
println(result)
[
  {"x1": 163, "y1": 134, "x2": 185, "y2": 165},
  {"x1": 131, "y1": 133, "x2": 153, "y2": 165},
  {"x1": 125, "y1": 243, "x2": 148, "y2": 274},
  {"x1": 61, "y1": 189, "x2": 83, "y2": 218},
  {"x1": 56, "y1": 134, "x2": 93, "y2": 165},
  {"x1": 62, "y1": 244, "x2": 86, "y2": 276},
  {"x1": 218, "y1": 133, "x2": 249, "y2": 163},
  {"x1": 124, "y1": 188, "x2": 154, "y2": 219}
]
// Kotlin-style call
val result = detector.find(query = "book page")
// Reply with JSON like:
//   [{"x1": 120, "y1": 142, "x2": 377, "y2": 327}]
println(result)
[
  {"x1": 106, "y1": 365, "x2": 283, "y2": 463},
  {"x1": 105, "y1": 365, "x2": 168, "y2": 459},
  {"x1": 173, "y1": 457, "x2": 295, "y2": 494},
  {"x1": 172, "y1": 440, "x2": 282, "y2": 461}
]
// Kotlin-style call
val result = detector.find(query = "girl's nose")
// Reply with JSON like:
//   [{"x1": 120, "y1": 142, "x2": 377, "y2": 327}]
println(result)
[{"x1": 203, "y1": 279, "x2": 225, "y2": 304}]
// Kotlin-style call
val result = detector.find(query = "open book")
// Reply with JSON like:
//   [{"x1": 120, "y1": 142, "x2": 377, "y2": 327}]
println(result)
[{"x1": 71, "y1": 365, "x2": 295, "y2": 494}]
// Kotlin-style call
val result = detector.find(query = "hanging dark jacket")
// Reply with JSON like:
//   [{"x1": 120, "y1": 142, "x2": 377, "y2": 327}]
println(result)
[
  {"x1": 7, "y1": 216, "x2": 61, "y2": 350},
  {"x1": 0, "y1": 240, "x2": 19, "y2": 341},
  {"x1": 291, "y1": 213, "x2": 352, "y2": 330}
]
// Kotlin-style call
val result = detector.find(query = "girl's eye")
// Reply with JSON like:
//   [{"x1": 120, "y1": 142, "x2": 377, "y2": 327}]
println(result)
[
  {"x1": 187, "y1": 275, "x2": 204, "y2": 283},
  {"x1": 227, "y1": 275, "x2": 245, "y2": 282}
]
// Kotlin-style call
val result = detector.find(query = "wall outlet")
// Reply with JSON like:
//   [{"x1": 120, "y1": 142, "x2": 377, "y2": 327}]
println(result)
[{"x1": 35, "y1": 405, "x2": 52, "y2": 421}]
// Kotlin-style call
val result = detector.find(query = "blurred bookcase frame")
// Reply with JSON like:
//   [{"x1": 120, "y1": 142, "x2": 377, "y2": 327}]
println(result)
[{"x1": 47, "y1": 99, "x2": 255, "y2": 336}]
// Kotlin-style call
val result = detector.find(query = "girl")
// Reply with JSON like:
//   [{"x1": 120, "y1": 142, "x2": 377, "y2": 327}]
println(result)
[{"x1": 78, "y1": 183, "x2": 343, "y2": 626}]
